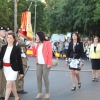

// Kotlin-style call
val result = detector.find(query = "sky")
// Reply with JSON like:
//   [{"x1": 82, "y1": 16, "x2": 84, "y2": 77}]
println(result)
[{"x1": 41, "y1": 0, "x2": 45, "y2": 2}]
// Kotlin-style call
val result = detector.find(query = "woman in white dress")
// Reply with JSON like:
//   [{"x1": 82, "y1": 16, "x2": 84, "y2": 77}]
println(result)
[{"x1": 0, "y1": 33, "x2": 24, "y2": 100}]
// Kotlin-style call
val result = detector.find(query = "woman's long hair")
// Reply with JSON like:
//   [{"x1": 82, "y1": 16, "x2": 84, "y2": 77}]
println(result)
[
  {"x1": 71, "y1": 32, "x2": 80, "y2": 42},
  {"x1": 36, "y1": 31, "x2": 47, "y2": 43}
]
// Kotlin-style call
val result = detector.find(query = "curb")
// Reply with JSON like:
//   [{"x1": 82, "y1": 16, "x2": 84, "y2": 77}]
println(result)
[{"x1": 28, "y1": 68, "x2": 92, "y2": 72}]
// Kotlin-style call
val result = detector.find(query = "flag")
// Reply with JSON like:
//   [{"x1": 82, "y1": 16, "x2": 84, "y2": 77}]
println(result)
[{"x1": 19, "y1": 10, "x2": 33, "y2": 40}]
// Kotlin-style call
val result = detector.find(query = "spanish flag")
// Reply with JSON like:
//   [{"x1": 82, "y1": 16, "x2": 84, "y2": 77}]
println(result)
[{"x1": 19, "y1": 10, "x2": 33, "y2": 40}]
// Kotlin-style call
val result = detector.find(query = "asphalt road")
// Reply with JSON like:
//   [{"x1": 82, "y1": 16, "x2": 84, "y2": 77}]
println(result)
[{"x1": 9, "y1": 57, "x2": 100, "y2": 100}]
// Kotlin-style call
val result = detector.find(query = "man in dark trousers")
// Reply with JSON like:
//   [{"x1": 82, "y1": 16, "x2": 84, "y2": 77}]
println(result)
[{"x1": 16, "y1": 34, "x2": 31, "y2": 94}]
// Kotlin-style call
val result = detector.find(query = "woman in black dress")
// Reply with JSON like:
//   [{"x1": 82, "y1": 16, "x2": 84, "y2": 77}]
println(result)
[{"x1": 66, "y1": 32, "x2": 84, "y2": 91}]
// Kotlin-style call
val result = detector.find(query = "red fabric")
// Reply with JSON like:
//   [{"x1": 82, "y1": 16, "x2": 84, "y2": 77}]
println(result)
[
  {"x1": 34, "y1": 41, "x2": 52, "y2": 66},
  {"x1": 3, "y1": 62, "x2": 11, "y2": 67},
  {"x1": 19, "y1": 28, "x2": 27, "y2": 36},
  {"x1": 21, "y1": 11, "x2": 29, "y2": 31}
]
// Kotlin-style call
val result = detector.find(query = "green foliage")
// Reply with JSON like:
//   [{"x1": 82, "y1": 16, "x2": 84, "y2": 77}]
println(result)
[
  {"x1": 0, "y1": 0, "x2": 13, "y2": 28},
  {"x1": 93, "y1": 0, "x2": 100, "y2": 21},
  {"x1": 0, "y1": 0, "x2": 100, "y2": 36},
  {"x1": 45, "y1": 0, "x2": 100, "y2": 36},
  {"x1": 0, "y1": 0, "x2": 46, "y2": 32}
]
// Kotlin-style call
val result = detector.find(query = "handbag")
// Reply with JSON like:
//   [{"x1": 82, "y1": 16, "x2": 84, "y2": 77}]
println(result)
[
  {"x1": 45, "y1": 42, "x2": 59, "y2": 67},
  {"x1": 52, "y1": 58, "x2": 59, "y2": 67}
]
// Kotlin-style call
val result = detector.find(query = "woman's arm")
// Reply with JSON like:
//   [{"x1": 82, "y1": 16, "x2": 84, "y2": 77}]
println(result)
[
  {"x1": 67, "y1": 42, "x2": 71, "y2": 58},
  {"x1": 89, "y1": 44, "x2": 92, "y2": 59},
  {"x1": 80, "y1": 42, "x2": 84, "y2": 58},
  {"x1": 45, "y1": 41, "x2": 52, "y2": 66},
  {"x1": 17, "y1": 46, "x2": 24, "y2": 74}
]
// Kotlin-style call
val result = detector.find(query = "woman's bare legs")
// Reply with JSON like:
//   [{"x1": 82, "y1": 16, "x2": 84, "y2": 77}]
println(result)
[
  {"x1": 5, "y1": 80, "x2": 19, "y2": 100},
  {"x1": 70, "y1": 70, "x2": 76, "y2": 87}
]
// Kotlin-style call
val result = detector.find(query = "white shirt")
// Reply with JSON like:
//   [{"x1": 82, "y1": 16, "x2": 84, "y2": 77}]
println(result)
[
  {"x1": 3, "y1": 46, "x2": 13, "y2": 63},
  {"x1": 37, "y1": 44, "x2": 45, "y2": 64}
]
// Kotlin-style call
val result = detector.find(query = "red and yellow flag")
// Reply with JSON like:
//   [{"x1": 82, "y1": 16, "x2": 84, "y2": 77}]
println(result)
[{"x1": 19, "y1": 10, "x2": 33, "y2": 40}]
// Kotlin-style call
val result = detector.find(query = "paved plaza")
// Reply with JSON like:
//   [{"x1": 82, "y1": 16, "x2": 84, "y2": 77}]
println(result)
[{"x1": 9, "y1": 57, "x2": 100, "y2": 100}]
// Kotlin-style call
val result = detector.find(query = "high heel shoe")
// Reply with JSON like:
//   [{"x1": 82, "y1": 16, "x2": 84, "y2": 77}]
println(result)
[
  {"x1": 92, "y1": 78, "x2": 95, "y2": 82},
  {"x1": 78, "y1": 83, "x2": 81, "y2": 88},
  {"x1": 35, "y1": 93, "x2": 42, "y2": 99},
  {"x1": 71, "y1": 86, "x2": 76, "y2": 91},
  {"x1": 95, "y1": 78, "x2": 99, "y2": 82}
]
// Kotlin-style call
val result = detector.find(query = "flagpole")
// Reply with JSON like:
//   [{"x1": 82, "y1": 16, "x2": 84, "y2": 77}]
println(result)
[
  {"x1": 28, "y1": 2, "x2": 33, "y2": 10},
  {"x1": 34, "y1": 1, "x2": 37, "y2": 37}
]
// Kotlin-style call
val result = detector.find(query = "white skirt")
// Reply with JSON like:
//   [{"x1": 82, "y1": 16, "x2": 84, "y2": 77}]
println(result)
[{"x1": 3, "y1": 66, "x2": 18, "y2": 81}]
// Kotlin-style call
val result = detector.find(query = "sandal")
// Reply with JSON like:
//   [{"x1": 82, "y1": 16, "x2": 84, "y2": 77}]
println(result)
[
  {"x1": 78, "y1": 83, "x2": 81, "y2": 88},
  {"x1": 95, "y1": 78, "x2": 99, "y2": 82},
  {"x1": 71, "y1": 86, "x2": 76, "y2": 91},
  {"x1": 92, "y1": 78, "x2": 95, "y2": 82}
]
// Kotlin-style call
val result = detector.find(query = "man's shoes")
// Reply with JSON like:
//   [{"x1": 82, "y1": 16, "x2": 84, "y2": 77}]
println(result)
[
  {"x1": 0, "y1": 97, "x2": 5, "y2": 100},
  {"x1": 17, "y1": 90, "x2": 27, "y2": 94},
  {"x1": 10, "y1": 92, "x2": 14, "y2": 97}
]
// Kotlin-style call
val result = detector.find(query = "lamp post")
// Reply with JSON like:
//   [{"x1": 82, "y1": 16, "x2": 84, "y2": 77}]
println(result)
[
  {"x1": 34, "y1": 1, "x2": 37, "y2": 37},
  {"x1": 26, "y1": 0, "x2": 40, "y2": 37}
]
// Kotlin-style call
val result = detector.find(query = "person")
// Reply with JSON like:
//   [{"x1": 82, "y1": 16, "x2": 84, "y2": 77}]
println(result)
[
  {"x1": 58, "y1": 41, "x2": 64, "y2": 54},
  {"x1": 5, "y1": 29, "x2": 31, "y2": 95},
  {"x1": 33, "y1": 31, "x2": 52, "y2": 99},
  {"x1": 0, "y1": 27, "x2": 6, "y2": 100},
  {"x1": 84, "y1": 42, "x2": 90, "y2": 60},
  {"x1": 5, "y1": 28, "x2": 13, "y2": 35},
  {"x1": 16, "y1": 34, "x2": 31, "y2": 94},
  {"x1": 52, "y1": 42, "x2": 57, "y2": 57},
  {"x1": 64, "y1": 39, "x2": 69, "y2": 57},
  {"x1": 66, "y1": 32, "x2": 84, "y2": 91},
  {"x1": 89, "y1": 36, "x2": 100, "y2": 82},
  {"x1": 0, "y1": 33, "x2": 24, "y2": 100}
]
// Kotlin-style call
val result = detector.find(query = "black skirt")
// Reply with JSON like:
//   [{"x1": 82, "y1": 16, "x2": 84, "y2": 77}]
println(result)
[{"x1": 91, "y1": 59, "x2": 100, "y2": 70}]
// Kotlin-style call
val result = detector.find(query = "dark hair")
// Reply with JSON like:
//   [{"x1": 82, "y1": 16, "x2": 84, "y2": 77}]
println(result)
[
  {"x1": 7, "y1": 33, "x2": 17, "y2": 45},
  {"x1": 71, "y1": 32, "x2": 80, "y2": 42},
  {"x1": 36, "y1": 31, "x2": 47, "y2": 43}
]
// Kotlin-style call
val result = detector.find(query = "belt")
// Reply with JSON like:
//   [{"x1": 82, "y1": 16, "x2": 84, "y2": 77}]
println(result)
[{"x1": 3, "y1": 62, "x2": 11, "y2": 67}]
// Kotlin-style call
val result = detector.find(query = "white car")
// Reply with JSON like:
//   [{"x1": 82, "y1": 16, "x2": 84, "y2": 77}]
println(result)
[{"x1": 50, "y1": 34, "x2": 65, "y2": 42}]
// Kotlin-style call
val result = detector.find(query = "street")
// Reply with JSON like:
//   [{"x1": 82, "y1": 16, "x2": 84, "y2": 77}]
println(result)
[{"x1": 9, "y1": 57, "x2": 100, "y2": 100}]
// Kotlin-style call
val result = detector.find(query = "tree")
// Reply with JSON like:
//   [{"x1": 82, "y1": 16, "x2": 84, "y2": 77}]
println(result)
[
  {"x1": 44, "y1": 0, "x2": 100, "y2": 36},
  {"x1": 0, "y1": 0, "x2": 13, "y2": 28},
  {"x1": 0, "y1": 0, "x2": 46, "y2": 32},
  {"x1": 93, "y1": 0, "x2": 100, "y2": 22}
]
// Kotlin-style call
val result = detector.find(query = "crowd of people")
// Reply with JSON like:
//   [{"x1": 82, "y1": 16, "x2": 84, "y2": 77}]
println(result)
[
  {"x1": 52, "y1": 36, "x2": 94, "y2": 60},
  {"x1": 52, "y1": 32, "x2": 100, "y2": 91}
]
